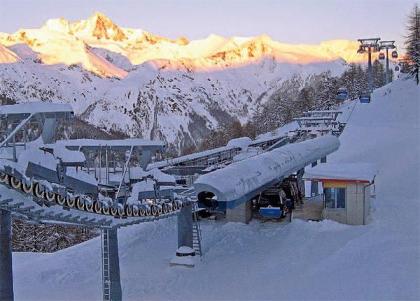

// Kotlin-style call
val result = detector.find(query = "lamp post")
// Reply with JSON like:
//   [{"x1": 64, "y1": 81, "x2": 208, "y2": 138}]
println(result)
[{"x1": 357, "y1": 38, "x2": 381, "y2": 92}]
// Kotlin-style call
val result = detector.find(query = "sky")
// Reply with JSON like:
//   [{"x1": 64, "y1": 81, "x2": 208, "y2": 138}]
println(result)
[{"x1": 0, "y1": 0, "x2": 416, "y2": 49}]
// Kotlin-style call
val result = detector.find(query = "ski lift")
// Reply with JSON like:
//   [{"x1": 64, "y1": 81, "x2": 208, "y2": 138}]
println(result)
[
  {"x1": 391, "y1": 51, "x2": 398, "y2": 58},
  {"x1": 378, "y1": 52, "x2": 385, "y2": 60},
  {"x1": 336, "y1": 87, "x2": 348, "y2": 101},
  {"x1": 359, "y1": 92, "x2": 371, "y2": 104}
]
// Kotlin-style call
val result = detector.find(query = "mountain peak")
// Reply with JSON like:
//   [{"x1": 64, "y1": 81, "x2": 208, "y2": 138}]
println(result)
[{"x1": 72, "y1": 12, "x2": 127, "y2": 41}]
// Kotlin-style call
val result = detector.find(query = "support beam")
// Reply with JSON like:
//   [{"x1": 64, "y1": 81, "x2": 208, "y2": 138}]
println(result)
[
  {"x1": 0, "y1": 209, "x2": 14, "y2": 301},
  {"x1": 177, "y1": 204, "x2": 193, "y2": 248}
]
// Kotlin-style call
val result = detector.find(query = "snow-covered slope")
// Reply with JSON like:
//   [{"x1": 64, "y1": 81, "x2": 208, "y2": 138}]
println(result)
[
  {"x1": 12, "y1": 79, "x2": 420, "y2": 300},
  {"x1": 0, "y1": 13, "x2": 363, "y2": 150}
]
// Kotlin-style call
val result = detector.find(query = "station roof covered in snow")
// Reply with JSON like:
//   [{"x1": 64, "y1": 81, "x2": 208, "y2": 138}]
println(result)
[
  {"x1": 0, "y1": 102, "x2": 73, "y2": 115},
  {"x1": 52, "y1": 138, "x2": 165, "y2": 150},
  {"x1": 304, "y1": 163, "x2": 376, "y2": 183}
]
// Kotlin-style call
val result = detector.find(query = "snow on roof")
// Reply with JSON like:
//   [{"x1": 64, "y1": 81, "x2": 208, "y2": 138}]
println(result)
[
  {"x1": 148, "y1": 168, "x2": 176, "y2": 184},
  {"x1": 303, "y1": 110, "x2": 342, "y2": 114},
  {"x1": 294, "y1": 116, "x2": 336, "y2": 121},
  {"x1": 147, "y1": 144, "x2": 239, "y2": 170},
  {"x1": 194, "y1": 135, "x2": 340, "y2": 207},
  {"x1": 54, "y1": 138, "x2": 165, "y2": 148},
  {"x1": 148, "y1": 135, "x2": 285, "y2": 171},
  {"x1": 0, "y1": 102, "x2": 73, "y2": 115},
  {"x1": 50, "y1": 145, "x2": 86, "y2": 163},
  {"x1": 226, "y1": 137, "x2": 252, "y2": 149},
  {"x1": 304, "y1": 163, "x2": 376, "y2": 183}
]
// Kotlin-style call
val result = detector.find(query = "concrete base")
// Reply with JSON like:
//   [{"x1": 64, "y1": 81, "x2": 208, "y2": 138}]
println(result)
[
  {"x1": 170, "y1": 255, "x2": 195, "y2": 268},
  {"x1": 226, "y1": 200, "x2": 252, "y2": 224}
]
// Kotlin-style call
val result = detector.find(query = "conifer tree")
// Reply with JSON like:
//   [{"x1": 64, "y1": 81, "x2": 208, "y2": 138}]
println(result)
[{"x1": 405, "y1": 4, "x2": 420, "y2": 84}]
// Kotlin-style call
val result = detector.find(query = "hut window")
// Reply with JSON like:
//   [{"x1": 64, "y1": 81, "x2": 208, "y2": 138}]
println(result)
[{"x1": 324, "y1": 187, "x2": 346, "y2": 209}]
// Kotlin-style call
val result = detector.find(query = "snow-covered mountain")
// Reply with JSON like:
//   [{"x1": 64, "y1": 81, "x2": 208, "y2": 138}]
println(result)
[{"x1": 0, "y1": 12, "x2": 364, "y2": 150}]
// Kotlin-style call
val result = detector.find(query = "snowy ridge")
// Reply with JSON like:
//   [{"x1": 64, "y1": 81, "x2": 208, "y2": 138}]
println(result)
[
  {"x1": 1, "y1": 13, "x2": 363, "y2": 150},
  {"x1": 12, "y1": 78, "x2": 420, "y2": 300}
]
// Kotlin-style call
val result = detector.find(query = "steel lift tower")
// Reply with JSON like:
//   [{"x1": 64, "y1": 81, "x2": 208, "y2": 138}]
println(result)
[
  {"x1": 357, "y1": 38, "x2": 381, "y2": 92},
  {"x1": 379, "y1": 40, "x2": 398, "y2": 84}
]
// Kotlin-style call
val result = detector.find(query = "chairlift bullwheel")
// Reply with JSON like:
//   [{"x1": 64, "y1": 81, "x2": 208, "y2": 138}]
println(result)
[
  {"x1": 0, "y1": 171, "x2": 9, "y2": 184},
  {"x1": 66, "y1": 196, "x2": 76, "y2": 208},
  {"x1": 117, "y1": 205, "x2": 125, "y2": 217},
  {"x1": 132, "y1": 205, "x2": 139, "y2": 217},
  {"x1": 146, "y1": 205, "x2": 152, "y2": 216},
  {"x1": 85, "y1": 200, "x2": 94, "y2": 212},
  {"x1": 139, "y1": 205, "x2": 147, "y2": 217},
  {"x1": 57, "y1": 194, "x2": 66, "y2": 206},
  {"x1": 33, "y1": 182, "x2": 45, "y2": 199},
  {"x1": 93, "y1": 201, "x2": 102, "y2": 213},
  {"x1": 46, "y1": 190, "x2": 56, "y2": 203},
  {"x1": 10, "y1": 176, "x2": 22, "y2": 190},
  {"x1": 102, "y1": 205, "x2": 110, "y2": 215},
  {"x1": 110, "y1": 206, "x2": 118, "y2": 217},
  {"x1": 157, "y1": 205, "x2": 163, "y2": 215},
  {"x1": 125, "y1": 205, "x2": 133, "y2": 217},
  {"x1": 151, "y1": 205, "x2": 158, "y2": 216},
  {"x1": 162, "y1": 203, "x2": 169, "y2": 214},
  {"x1": 22, "y1": 181, "x2": 34, "y2": 194},
  {"x1": 76, "y1": 197, "x2": 85, "y2": 210}
]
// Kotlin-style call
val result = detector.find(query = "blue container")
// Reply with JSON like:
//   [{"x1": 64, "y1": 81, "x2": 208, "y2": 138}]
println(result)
[{"x1": 259, "y1": 207, "x2": 282, "y2": 218}]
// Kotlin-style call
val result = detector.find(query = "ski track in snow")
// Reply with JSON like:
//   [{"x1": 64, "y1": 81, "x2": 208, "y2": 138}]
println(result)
[{"x1": 12, "y1": 79, "x2": 420, "y2": 301}]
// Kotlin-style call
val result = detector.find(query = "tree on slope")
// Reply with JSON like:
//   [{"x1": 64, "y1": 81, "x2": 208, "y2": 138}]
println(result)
[{"x1": 405, "y1": 4, "x2": 420, "y2": 84}]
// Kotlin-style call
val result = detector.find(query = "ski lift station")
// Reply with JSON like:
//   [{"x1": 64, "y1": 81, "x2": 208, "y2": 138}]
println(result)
[{"x1": 0, "y1": 101, "x2": 376, "y2": 301}]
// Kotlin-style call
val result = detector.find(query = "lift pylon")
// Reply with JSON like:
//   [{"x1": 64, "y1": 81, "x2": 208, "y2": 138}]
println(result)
[
  {"x1": 0, "y1": 209, "x2": 14, "y2": 301},
  {"x1": 379, "y1": 40, "x2": 397, "y2": 84},
  {"x1": 357, "y1": 38, "x2": 381, "y2": 92}
]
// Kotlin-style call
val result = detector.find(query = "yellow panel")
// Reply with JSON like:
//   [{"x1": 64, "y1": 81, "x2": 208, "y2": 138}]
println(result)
[{"x1": 323, "y1": 180, "x2": 349, "y2": 188}]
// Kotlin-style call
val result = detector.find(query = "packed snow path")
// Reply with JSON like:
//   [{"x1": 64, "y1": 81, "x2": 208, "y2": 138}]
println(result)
[{"x1": 13, "y1": 79, "x2": 420, "y2": 300}]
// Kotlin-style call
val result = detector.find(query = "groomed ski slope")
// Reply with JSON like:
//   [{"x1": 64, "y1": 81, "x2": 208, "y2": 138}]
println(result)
[{"x1": 13, "y1": 78, "x2": 420, "y2": 301}]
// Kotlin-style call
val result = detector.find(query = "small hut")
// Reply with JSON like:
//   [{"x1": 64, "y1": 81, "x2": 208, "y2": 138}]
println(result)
[{"x1": 304, "y1": 163, "x2": 376, "y2": 225}]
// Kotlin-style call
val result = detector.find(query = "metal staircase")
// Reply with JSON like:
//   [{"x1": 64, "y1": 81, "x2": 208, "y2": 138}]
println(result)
[
  {"x1": 192, "y1": 202, "x2": 203, "y2": 257},
  {"x1": 101, "y1": 229, "x2": 111, "y2": 301}
]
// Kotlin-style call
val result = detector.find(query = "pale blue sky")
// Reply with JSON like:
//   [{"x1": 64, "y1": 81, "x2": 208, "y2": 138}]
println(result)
[{"x1": 0, "y1": 0, "x2": 416, "y2": 48}]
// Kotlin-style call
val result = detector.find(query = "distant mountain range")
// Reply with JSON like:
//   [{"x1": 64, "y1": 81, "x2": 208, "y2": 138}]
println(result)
[{"x1": 0, "y1": 12, "x2": 364, "y2": 152}]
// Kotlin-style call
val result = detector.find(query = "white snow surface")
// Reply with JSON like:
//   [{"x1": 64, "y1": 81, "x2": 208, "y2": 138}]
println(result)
[
  {"x1": 304, "y1": 162, "x2": 377, "y2": 182},
  {"x1": 12, "y1": 79, "x2": 420, "y2": 300},
  {"x1": 49, "y1": 144, "x2": 86, "y2": 163}
]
